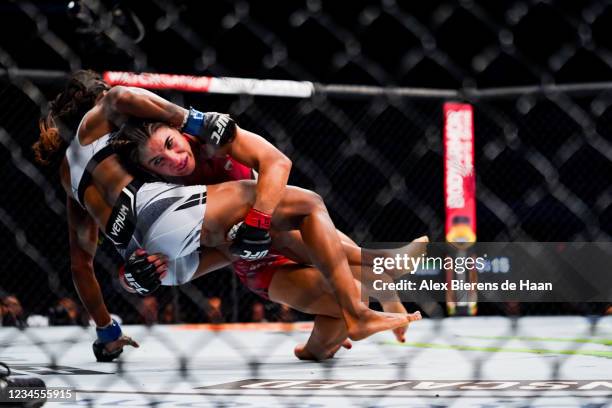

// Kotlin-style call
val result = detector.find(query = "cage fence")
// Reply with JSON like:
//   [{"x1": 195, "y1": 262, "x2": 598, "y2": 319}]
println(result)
[
  {"x1": 0, "y1": 0, "x2": 611, "y2": 406},
  {"x1": 2, "y1": 76, "x2": 611, "y2": 324}
]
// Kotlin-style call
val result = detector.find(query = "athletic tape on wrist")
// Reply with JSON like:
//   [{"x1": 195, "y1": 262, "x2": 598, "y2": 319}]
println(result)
[
  {"x1": 245, "y1": 208, "x2": 271, "y2": 229},
  {"x1": 96, "y1": 319, "x2": 122, "y2": 344},
  {"x1": 182, "y1": 108, "x2": 205, "y2": 136}
]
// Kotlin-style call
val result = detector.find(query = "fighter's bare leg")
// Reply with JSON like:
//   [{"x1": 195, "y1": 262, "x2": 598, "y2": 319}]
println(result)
[
  {"x1": 273, "y1": 230, "x2": 429, "y2": 280},
  {"x1": 191, "y1": 246, "x2": 419, "y2": 356},
  {"x1": 334, "y1": 234, "x2": 425, "y2": 343},
  {"x1": 193, "y1": 223, "x2": 423, "y2": 344},
  {"x1": 267, "y1": 262, "x2": 421, "y2": 358},
  {"x1": 267, "y1": 262, "x2": 341, "y2": 317},
  {"x1": 270, "y1": 185, "x2": 417, "y2": 340},
  {"x1": 202, "y1": 180, "x2": 416, "y2": 341},
  {"x1": 271, "y1": 230, "x2": 426, "y2": 342},
  {"x1": 360, "y1": 236, "x2": 430, "y2": 279},
  {"x1": 269, "y1": 263, "x2": 349, "y2": 361},
  {"x1": 190, "y1": 246, "x2": 233, "y2": 281},
  {"x1": 185, "y1": 245, "x2": 357, "y2": 359}
]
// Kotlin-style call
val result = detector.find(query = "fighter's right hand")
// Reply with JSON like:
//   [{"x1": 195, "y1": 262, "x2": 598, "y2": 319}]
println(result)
[
  {"x1": 182, "y1": 108, "x2": 237, "y2": 147},
  {"x1": 229, "y1": 209, "x2": 272, "y2": 260},
  {"x1": 92, "y1": 319, "x2": 140, "y2": 362},
  {"x1": 120, "y1": 249, "x2": 167, "y2": 296}
]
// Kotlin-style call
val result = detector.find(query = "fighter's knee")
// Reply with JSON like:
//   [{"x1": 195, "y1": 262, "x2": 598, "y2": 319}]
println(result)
[
  {"x1": 213, "y1": 180, "x2": 256, "y2": 205},
  {"x1": 302, "y1": 189, "x2": 326, "y2": 212}
]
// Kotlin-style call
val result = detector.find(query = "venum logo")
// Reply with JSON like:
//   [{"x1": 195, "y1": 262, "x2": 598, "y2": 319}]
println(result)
[
  {"x1": 211, "y1": 115, "x2": 230, "y2": 145},
  {"x1": 110, "y1": 204, "x2": 130, "y2": 237}
]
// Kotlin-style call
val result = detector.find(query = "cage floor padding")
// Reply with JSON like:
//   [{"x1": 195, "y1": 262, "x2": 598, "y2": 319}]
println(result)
[{"x1": 1, "y1": 316, "x2": 610, "y2": 407}]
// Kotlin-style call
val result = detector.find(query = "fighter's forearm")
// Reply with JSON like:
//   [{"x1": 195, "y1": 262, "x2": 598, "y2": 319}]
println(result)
[
  {"x1": 72, "y1": 266, "x2": 112, "y2": 327},
  {"x1": 253, "y1": 155, "x2": 292, "y2": 215},
  {"x1": 104, "y1": 86, "x2": 188, "y2": 128},
  {"x1": 226, "y1": 127, "x2": 292, "y2": 216}
]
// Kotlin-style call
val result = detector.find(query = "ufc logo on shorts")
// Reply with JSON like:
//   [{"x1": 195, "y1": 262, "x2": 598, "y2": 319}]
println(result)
[
  {"x1": 240, "y1": 250, "x2": 269, "y2": 260},
  {"x1": 211, "y1": 115, "x2": 230, "y2": 145}
]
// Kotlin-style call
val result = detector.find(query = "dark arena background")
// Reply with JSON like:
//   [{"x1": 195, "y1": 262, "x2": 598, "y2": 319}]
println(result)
[{"x1": 0, "y1": 1, "x2": 611, "y2": 407}]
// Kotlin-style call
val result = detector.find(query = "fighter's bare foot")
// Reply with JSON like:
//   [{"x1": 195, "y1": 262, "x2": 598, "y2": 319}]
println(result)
[
  {"x1": 294, "y1": 343, "x2": 315, "y2": 360},
  {"x1": 294, "y1": 339, "x2": 352, "y2": 361},
  {"x1": 346, "y1": 310, "x2": 422, "y2": 341},
  {"x1": 382, "y1": 302, "x2": 410, "y2": 342},
  {"x1": 386, "y1": 236, "x2": 429, "y2": 279}
]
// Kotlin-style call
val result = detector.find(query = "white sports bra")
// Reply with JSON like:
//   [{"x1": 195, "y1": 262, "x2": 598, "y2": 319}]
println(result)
[{"x1": 65, "y1": 118, "x2": 114, "y2": 208}]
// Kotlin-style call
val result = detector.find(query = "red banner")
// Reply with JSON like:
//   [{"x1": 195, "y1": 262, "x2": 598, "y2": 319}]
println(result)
[
  {"x1": 443, "y1": 102, "x2": 476, "y2": 243},
  {"x1": 103, "y1": 71, "x2": 314, "y2": 97},
  {"x1": 103, "y1": 71, "x2": 212, "y2": 92}
]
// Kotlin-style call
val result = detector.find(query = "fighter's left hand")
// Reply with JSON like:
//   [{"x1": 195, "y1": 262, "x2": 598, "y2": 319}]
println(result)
[
  {"x1": 229, "y1": 209, "x2": 272, "y2": 260},
  {"x1": 120, "y1": 249, "x2": 167, "y2": 296},
  {"x1": 104, "y1": 335, "x2": 140, "y2": 353}
]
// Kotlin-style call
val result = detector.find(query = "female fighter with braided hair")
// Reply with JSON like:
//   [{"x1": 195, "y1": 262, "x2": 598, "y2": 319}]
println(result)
[{"x1": 34, "y1": 71, "x2": 419, "y2": 361}]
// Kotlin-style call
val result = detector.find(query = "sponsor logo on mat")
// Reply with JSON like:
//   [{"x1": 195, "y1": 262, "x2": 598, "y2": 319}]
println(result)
[{"x1": 198, "y1": 379, "x2": 612, "y2": 394}]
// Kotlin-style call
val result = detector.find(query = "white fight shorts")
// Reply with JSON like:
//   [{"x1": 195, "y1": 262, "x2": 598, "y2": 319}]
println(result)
[{"x1": 124, "y1": 182, "x2": 207, "y2": 286}]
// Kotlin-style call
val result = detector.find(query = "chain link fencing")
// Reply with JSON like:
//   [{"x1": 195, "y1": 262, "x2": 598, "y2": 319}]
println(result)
[{"x1": 0, "y1": 3, "x2": 610, "y2": 405}]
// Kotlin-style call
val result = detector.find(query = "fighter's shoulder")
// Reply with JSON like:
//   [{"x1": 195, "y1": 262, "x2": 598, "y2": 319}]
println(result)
[
  {"x1": 80, "y1": 104, "x2": 103, "y2": 130},
  {"x1": 78, "y1": 104, "x2": 111, "y2": 142}
]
